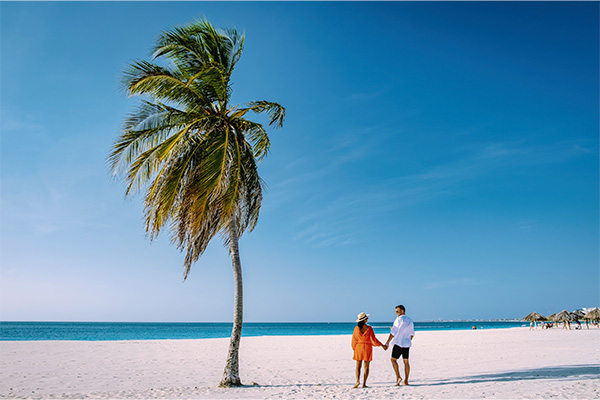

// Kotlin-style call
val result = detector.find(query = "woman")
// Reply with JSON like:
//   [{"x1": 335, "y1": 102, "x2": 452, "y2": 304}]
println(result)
[{"x1": 351, "y1": 312, "x2": 388, "y2": 388}]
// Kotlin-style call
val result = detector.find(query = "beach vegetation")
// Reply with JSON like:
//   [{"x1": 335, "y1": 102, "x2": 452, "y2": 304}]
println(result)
[{"x1": 108, "y1": 19, "x2": 285, "y2": 387}]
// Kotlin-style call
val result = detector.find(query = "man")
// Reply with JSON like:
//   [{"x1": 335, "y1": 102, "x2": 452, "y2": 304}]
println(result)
[{"x1": 384, "y1": 305, "x2": 414, "y2": 386}]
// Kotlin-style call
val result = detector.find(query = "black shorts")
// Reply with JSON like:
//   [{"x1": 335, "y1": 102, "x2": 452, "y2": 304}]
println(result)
[{"x1": 392, "y1": 345, "x2": 410, "y2": 360}]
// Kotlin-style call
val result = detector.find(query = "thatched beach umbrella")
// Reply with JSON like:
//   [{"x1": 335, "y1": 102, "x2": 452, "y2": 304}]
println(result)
[
  {"x1": 555, "y1": 310, "x2": 573, "y2": 321},
  {"x1": 554, "y1": 310, "x2": 575, "y2": 329},
  {"x1": 524, "y1": 312, "x2": 546, "y2": 329},
  {"x1": 568, "y1": 312, "x2": 579, "y2": 322},
  {"x1": 547, "y1": 312, "x2": 557, "y2": 321},
  {"x1": 584, "y1": 308, "x2": 600, "y2": 321},
  {"x1": 572, "y1": 310, "x2": 585, "y2": 320},
  {"x1": 523, "y1": 312, "x2": 546, "y2": 322}
]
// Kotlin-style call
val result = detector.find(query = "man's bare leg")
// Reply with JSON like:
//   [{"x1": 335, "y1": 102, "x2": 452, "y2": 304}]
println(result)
[
  {"x1": 390, "y1": 357, "x2": 402, "y2": 385},
  {"x1": 353, "y1": 361, "x2": 362, "y2": 388},
  {"x1": 362, "y1": 361, "x2": 371, "y2": 388},
  {"x1": 402, "y1": 358, "x2": 410, "y2": 385}
]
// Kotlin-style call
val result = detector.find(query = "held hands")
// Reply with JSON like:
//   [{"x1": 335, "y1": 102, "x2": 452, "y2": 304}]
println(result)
[{"x1": 382, "y1": 344, "x2": 389, "y2": 351}]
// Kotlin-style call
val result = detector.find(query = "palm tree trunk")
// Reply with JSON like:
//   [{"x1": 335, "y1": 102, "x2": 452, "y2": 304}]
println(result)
[{"x1": 219, "y1": 219, "x2": 244, "y2": 387}]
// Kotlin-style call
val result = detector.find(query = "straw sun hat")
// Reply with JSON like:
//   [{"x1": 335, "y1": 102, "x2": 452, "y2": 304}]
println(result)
[{"x1": 356, "y1": 312, "x2": 370, "y2": 322}]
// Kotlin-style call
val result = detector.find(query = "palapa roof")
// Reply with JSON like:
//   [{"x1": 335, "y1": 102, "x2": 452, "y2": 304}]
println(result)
[
  {"x1": 555, "y1": 310, "x2": 575, "y2": 321},
  {"x1": 584, "y1": 308, "x2": 600, "y2": 320},
  {"x1": 523, "y1": 312, "x2": 546, "y2": 322}
]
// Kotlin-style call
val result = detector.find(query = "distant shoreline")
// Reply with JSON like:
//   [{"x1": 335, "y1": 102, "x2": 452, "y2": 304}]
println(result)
[{"x1": 1, "y1": 320, "x2": 529, "y2": 341}]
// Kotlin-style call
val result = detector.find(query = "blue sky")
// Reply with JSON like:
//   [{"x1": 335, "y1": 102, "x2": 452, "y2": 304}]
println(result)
[{"x1": 1, "y1": 2, "x2": 598, "y2": 323}]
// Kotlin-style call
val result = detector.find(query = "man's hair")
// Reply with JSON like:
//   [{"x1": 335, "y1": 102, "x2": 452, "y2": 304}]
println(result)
[{"x1": 396, "y1": 305, "x2": 405, "y2": 312}]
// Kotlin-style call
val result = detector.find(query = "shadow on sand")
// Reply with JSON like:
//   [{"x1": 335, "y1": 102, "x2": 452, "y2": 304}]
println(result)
[
  {"x1": 426, "y1": 364, "x2": 600, "y2": 387},
  {"x1": 244, "y1": 364, "x2": 600, "y2": 389}
]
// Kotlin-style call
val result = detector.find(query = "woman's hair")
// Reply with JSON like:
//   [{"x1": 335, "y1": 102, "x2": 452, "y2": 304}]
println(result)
[{"x1": 357, "y1": 320, "x2": 366, "y2": 329}]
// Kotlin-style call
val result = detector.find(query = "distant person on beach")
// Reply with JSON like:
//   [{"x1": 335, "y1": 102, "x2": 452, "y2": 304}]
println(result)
[
  {"x1": 351, "y1": 312, "x2": 388, "y2": 388},
  {"x1": 384, "y1": 305, "x2": 415, "y2": 386}
]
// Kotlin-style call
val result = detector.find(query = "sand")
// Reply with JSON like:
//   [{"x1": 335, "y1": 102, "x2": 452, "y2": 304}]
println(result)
[{"x1": 1, "y1": 327, "x2": 599, "y2": 399}]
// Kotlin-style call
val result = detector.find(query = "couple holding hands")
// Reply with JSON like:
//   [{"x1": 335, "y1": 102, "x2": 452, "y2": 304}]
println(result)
[{"x1": 351, "y1": 305, "x2": 414, "y2": 388}]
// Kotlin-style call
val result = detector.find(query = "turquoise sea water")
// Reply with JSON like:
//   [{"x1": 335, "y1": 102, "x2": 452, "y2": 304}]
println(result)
[{"x1": 0, "y1": 321, "x2": 526, "y2": 341}]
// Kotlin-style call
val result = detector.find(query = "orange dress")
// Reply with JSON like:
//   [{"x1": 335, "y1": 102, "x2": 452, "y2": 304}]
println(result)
[{"x1": 351, "y1": 325, "x2": 383, "y2": 361}]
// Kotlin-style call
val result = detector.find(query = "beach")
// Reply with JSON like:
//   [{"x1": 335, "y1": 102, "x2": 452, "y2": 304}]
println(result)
[{"x1": 1, "y1": 327, "x2": 598, "y2": 399}]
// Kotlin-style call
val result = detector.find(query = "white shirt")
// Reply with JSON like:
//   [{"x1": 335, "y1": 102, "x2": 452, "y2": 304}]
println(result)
[{"x1": 390, "y1": 315, "x2": 414, "y2": 348}]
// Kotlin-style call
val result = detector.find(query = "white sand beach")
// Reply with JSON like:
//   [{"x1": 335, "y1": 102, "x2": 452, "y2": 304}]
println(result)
[{"x1": 1, "y1": 327, "x2": 599, "y2": 399}]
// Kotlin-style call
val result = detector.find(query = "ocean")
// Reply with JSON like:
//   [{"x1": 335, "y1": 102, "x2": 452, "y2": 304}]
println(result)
[{"x1": 0, "y1": 321, "x2": 526, "y2": 341}]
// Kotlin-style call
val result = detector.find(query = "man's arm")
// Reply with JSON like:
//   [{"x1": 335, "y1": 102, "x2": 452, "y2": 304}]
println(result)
[
  {"x1": 385, "y1": 333, "x2": 394, "y2": 346},
  {"x1": 385, "y1": 324, "x2": 398, "y2": 346}
]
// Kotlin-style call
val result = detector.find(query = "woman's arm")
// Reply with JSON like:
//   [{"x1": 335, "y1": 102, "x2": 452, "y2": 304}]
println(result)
[{"x1": 368, "y1": 327, "x2": 384, "y2": 347}]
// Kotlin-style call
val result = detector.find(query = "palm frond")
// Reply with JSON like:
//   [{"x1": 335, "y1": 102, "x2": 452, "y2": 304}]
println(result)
[
  {"x1": 109, "y1": 102, "x2": 205, "y2": 176},
  {"x1": 235, "y1": 100, "x2": 286, "y2": 128},
  {"x1": 123, "y1": 60, "x2": 209, "y2": 107},
  {"x1": 223, "y1": 27, "x2": 245, "y2": 71},
  {"x1": 232, "y1": 119, "x2": 270, "y2": 161},
  {"x1": 125, "y1": 122, "x2": 196, "y2": 197},
  {"x1": 153, "y1": 24, "x2": 209, "y2": 68},
  {"x1": 186, "y1": 63, "x2": 229, "y2": 103},
  {"x1": 154, "y1": 19, "x2": 244, "y2": 78},
  {"x1": 237, "y1": 144, "x2": 263, "y2": 233}
]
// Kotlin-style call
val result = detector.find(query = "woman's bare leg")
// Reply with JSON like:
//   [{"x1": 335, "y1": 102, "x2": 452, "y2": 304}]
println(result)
[
  {"x1": 362, "y1": 361, "x2": 371, "y2": 388},
  {"x1": 353, "y1": 361, "x2": 362, "y2": 388}
]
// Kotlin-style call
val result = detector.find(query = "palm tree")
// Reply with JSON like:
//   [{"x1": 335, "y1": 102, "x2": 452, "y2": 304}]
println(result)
[{"x1": 108, "y1": 19, "x2": 285, "y2": 387}]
